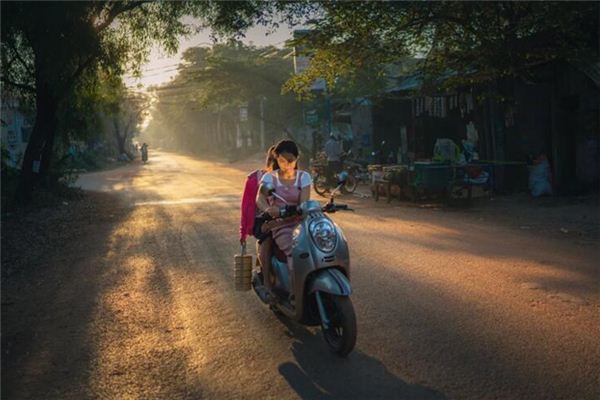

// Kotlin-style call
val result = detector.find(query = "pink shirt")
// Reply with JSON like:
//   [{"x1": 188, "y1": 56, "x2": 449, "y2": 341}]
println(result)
[{"x1": 239, "y1": 170, "x2": 264, "y2": 241}]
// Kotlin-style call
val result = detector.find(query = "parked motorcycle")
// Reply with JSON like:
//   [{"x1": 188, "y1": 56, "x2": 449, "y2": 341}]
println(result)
[
  {"x1": 253, "y1": 175, "x2": 357, "y2": 356},
  {"x1": 312, "y1": 151, "x2": 359, "y2": 197},
  {"x1": 343, "y1": 150, "x2": 370, "y2": 185}
]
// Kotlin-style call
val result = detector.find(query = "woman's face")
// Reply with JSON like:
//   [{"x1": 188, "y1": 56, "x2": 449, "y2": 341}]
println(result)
[{"x1": 276, "y1": 152, "x2": 297, "y2": 174}]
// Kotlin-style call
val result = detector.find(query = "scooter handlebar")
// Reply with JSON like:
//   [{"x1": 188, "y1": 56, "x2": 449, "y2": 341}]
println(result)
[{"x1": 279, "y1": 204, "x2": 300, "y2": 218}]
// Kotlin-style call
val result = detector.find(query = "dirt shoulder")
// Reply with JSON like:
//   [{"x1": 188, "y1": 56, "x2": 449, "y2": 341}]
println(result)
[
  {"x1": 344, "y1": 185, "x2": 600, "y2": 244},
  {"x1": 1, "y1": 192, "x2": 133, "y2": 399}
]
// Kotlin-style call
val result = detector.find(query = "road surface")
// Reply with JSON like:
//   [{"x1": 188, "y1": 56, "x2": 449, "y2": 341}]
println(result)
[{"x1": 3, "y1": 150, "x2": 599, "y2": 399}]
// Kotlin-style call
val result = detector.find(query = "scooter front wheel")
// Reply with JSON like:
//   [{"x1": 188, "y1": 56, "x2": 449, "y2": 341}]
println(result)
[{"x1": 320, "y1": 294, "x2": 357, "y2": 357}]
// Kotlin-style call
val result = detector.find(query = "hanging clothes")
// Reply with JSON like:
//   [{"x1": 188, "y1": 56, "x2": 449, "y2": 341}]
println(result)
[
  {"x1": 441, "y1": 96, "x2": 447, "y2": 118},
  {"x1": 466, "y1": 93, "x2": 474, "y2": 113}
]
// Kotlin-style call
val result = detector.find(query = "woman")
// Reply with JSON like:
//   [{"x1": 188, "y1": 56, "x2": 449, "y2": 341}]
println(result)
[
  {"x1": 239, "y1": 146, "x2": 276, "y2": 246},
  {"x1": 256, "y1": 140, "x2": 312, "y2": 298}
]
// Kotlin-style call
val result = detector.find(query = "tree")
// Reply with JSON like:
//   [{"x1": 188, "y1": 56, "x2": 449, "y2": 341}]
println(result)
[
  {"x1": 0, "y1": 0, "x2": 280, "y2": 200},
  {"x1": 284, "y1": 2, "x2": 599, "y2": 94},
  {"x1": 113, "y1": 92, "x2": 151, "y2": 158},
  {"x1": 98, "y1": 78, "x2": 151, "y2": 158},
  {"x1": 150, "y1": 41, "x2": 304, "y2": 154}
]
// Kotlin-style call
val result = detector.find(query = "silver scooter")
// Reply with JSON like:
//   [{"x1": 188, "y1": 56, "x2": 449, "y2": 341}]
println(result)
[{"x1": 252, "y1": 174, "x2": 357, "y2": 357}]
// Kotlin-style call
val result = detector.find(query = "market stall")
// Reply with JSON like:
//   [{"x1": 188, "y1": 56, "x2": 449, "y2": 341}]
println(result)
[{"x1": 371, "y1": 161, "x2": 493, "y2": 203}]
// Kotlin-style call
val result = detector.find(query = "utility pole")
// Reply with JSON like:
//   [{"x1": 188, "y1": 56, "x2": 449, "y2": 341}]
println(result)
[
  {"x1": 326, "y1": 89, "x2": 332, "y2": 135},
  {"x1": 259, "y1": 97, "x2": 265, "y2": 149}
]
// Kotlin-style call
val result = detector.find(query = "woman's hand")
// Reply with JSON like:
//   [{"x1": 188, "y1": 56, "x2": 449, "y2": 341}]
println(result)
[{"x1": 266, "y1": 206, "x2": 280, "y2": 218}]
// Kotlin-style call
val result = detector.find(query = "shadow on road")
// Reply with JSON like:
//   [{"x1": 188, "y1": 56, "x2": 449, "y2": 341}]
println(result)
[
  {"x1": 1, "y1": 193, "x2": 136, "y2": 398},
  {"x1": 274, "y1": 314, "x2": 447, "y2": 400}
]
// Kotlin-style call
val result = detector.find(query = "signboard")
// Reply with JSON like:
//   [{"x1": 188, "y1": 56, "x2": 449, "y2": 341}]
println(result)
[
  {"x1": 239, "y1": 106, "x2": 248, "y2": 122},
  {"x1": 304, "y1": 109, "x2": 319, "y2": 126}
]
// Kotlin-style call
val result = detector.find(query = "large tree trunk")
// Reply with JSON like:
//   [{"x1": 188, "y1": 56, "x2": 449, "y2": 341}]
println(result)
[
  {"x1": 113, "y1": 116, "x2": 135, "y2": 159},
  {"x1": 113, "y1": 118, "x2": 125, "y2": 155},
  {"x1": 18, "y1": 82, "x2": 58, "y2": 202}
]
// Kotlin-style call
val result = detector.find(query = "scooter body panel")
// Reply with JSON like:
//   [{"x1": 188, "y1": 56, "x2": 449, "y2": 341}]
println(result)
[
  {"x1": 262, "y1": 200, "x2": 351, "y2": 323},
  {"x1": 308, "y1": 268, "x2": 352, "y2": 296}
]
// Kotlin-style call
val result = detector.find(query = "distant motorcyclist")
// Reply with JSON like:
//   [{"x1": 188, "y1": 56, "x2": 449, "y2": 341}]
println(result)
[{"x1": 141, "y1": 143, "x2": 148, "y2": 163}]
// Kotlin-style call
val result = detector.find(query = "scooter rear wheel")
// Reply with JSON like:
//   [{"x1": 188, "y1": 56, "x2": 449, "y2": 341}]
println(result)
[{"x1": 320, "y1": 295, "x2": 357, "y2": 357}]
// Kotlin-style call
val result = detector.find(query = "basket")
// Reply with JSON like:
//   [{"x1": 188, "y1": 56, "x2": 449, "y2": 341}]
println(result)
[
  {"x1": 234, "y1": 243, "x2": 253, "y2": 291},
  {"x1": 367, "y1": 164, "x2": 383, "y2": 172}
]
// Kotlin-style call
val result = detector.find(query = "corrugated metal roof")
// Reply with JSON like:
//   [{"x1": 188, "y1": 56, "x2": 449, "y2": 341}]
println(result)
[
  {"x1": 386, "y1": 60, "x2": 600, "y2": 94},
  {"x1": 385, "y1": 74, "x2": 422, "y2": 92}
]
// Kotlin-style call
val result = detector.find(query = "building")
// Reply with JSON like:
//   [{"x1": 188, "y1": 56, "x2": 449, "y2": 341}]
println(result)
[
  {"x1": 370, "y1": 59, "x2": 600, "y2": 194},
  {"x1": 1, "y1": 94, "x2": 32, "y2": 169}
]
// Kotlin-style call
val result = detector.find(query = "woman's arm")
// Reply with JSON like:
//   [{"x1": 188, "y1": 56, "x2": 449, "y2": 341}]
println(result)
[
  {"x1": 257, "y1": 188, "x2": 279, "y2": 218},
  {"x1": 300, "y1": 186, "x2": 311, "y2": 203},
  {"x1": 299, "y1": 171, "x2": 312, "y2": 203},
  {"x1": 256, "y1": 191, "x2": 270, "y2": 212}
]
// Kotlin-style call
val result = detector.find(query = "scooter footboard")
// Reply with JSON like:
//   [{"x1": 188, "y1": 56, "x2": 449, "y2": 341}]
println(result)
[{"x1": 308, "y1": 268, "x2": 352, "y2": 296}]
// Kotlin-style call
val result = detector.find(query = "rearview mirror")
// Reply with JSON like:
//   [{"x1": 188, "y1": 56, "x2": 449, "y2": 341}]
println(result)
[{"x1": 259, "y1": 182, "x2": 275, "y2": 197}]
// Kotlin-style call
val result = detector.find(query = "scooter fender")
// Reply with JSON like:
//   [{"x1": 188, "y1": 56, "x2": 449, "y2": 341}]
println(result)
[{"x1": 308, "y1": 268, "x2": 352, "y2": 296}]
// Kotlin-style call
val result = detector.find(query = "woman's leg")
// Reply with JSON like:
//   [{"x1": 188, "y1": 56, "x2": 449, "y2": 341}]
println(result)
[
  {"x1": 258, "y1": 237, "x2": 273, "y2": 292},
  {"x1": 272, "y1": 226, "x2": 295, "y2": 297}
]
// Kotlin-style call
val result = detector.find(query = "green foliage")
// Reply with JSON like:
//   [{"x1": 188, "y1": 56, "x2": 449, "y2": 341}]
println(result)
[
  {"x1": 151, "y1": 41, "x2": 304, "y2": 153},
  {"x1": 0, "y1": 0, "x2": 287, "y2": 192},
  {"x1": 282, "y1": 1, "x2": 599, "y2": 93},
  {"x1": 166, "y1": 41, "x2": 296, "y2": 109}
]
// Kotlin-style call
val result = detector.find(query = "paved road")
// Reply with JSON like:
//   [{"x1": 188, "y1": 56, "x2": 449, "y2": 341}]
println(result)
[{"x1": 5, "y1": 150, "x2": 599, "y2": 399}]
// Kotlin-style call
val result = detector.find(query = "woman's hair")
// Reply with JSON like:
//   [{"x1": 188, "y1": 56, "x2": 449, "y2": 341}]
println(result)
[
  {"x1": 264, "y1": 145, "x2": 276, "y2": 171},
  {"x1": 272, "y1": 139, "x2": 299, "y2": 170}
]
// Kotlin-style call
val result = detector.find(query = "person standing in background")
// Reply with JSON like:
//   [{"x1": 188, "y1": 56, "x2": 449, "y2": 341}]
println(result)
[{"x1": 324, "y1": 134, "x2": 343, "y2": 185}]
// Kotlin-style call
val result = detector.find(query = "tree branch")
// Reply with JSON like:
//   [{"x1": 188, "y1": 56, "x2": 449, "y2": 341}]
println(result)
[
  {"x1": 71, "y1": 54, "x2": 97, "y2": 84},
  {"x1": 95, "y1": 1, "x2": 150, "y2": 32},
  {"x1": 1, "y1": 76, "x2": 36, "y2": 93},
  {"x1": 7, "y1": 39, "x2": 34, "y2": 78}
]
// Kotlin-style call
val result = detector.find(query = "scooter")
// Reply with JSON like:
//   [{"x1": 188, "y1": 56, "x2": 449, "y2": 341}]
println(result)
[{"x1": 252, "y1": 174, "x2": 357, "y2": 356}]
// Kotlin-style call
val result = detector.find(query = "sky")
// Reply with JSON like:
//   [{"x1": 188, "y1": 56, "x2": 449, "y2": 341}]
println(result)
[{"x1": 125, "y1": 22, "x2": 296, "y2": 91}]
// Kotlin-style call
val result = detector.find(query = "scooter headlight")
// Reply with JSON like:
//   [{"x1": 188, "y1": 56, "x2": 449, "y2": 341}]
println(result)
[{"x1": 309, "y1": 219, "x2": 337, "y2": 253}]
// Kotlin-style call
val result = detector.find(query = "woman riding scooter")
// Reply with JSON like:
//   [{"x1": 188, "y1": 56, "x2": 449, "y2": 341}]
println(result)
[
  {"x1": 256, "y1": 140, "x2": 312, "y2": 303},
  {"x1": 252, "y1": 143, "x2": 357, "y2": 356}
]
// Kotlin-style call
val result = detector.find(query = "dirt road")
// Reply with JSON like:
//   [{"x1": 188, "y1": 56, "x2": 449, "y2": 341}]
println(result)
[{"x1": 2, "y1": 150, "x2": 599, "y2": 399}]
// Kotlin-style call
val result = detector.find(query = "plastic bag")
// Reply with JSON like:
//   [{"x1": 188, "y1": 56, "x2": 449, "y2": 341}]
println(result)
[
  {"x1": 528, "y1": 159, "x2": 552, "y2": 197},
  {"x1": 433, "y1": 139, "x2": 459, "y2": 162}
]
